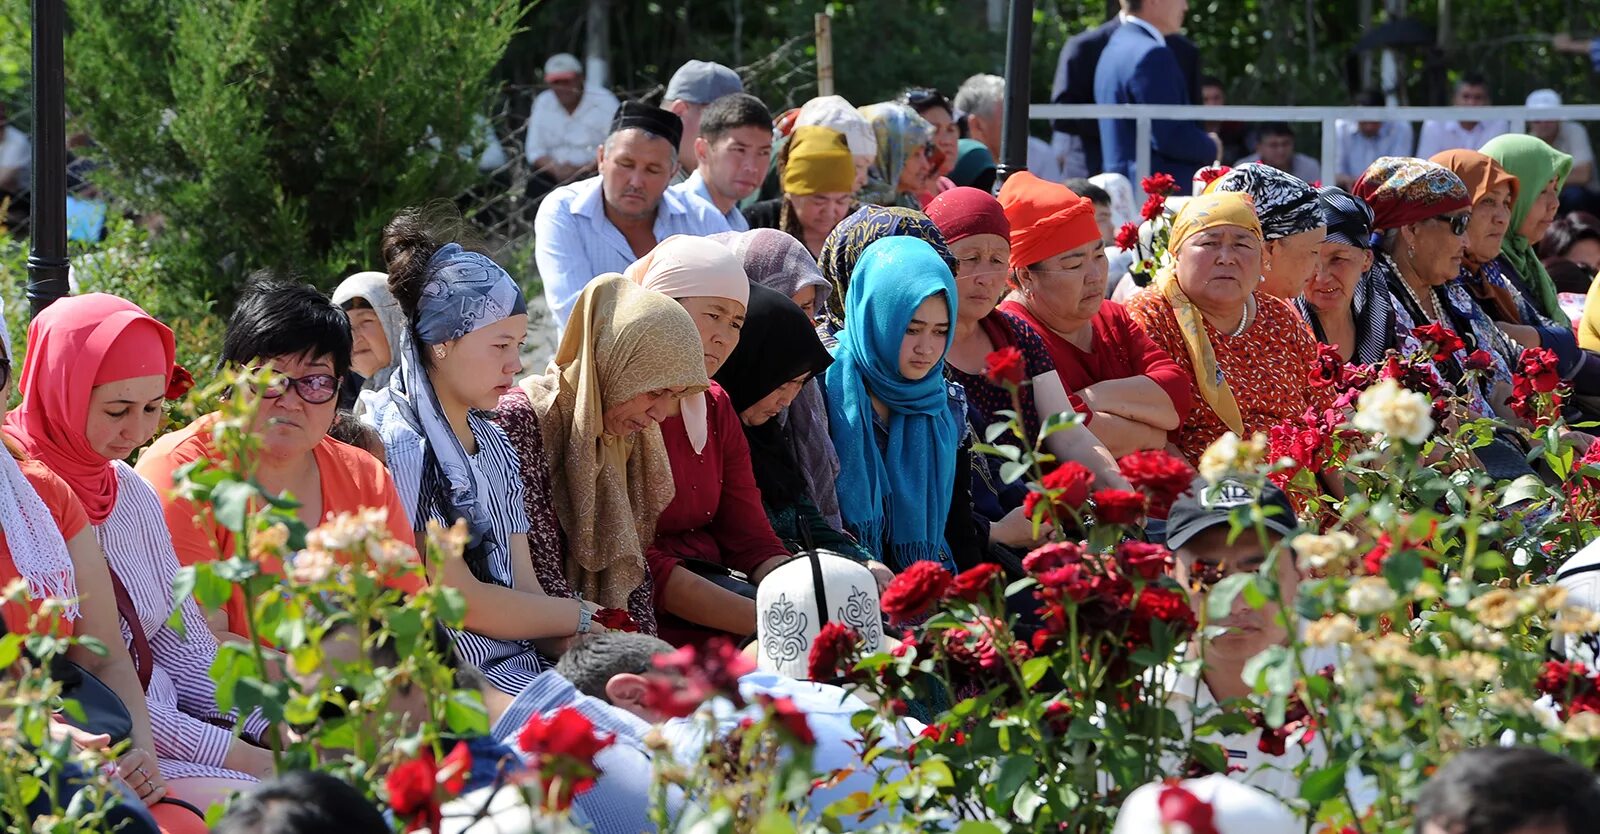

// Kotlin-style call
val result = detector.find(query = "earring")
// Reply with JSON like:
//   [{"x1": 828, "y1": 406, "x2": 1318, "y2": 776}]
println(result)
[
  {"x1": 1407, "y1": 245, "x2": 1416, "y2": 262},
  {"x1": 433, "y1": 345, "x2": 447, "y2": 360}
]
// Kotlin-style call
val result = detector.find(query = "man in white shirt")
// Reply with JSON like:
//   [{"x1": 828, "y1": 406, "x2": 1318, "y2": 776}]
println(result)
[
  {"x1": 1415, "y1": 74, "x2": 1509, "y2": 159},
  {"x1": 660, "y1": 60, "x2": 744, "y2": 182},
  {"x1": 1525, "y1": 88, "x2": 1597, "y2": 213},
  {"x1": 523, "y1": 53, "x2": 619, "y2": 198},
  {"x1": 0, "y1": 102, "x2": 30, "y2": 196},
  {"x1": 1333, "y1": 89, "x2": 1414, "y2": 188},
  {"x1": 1235, "y1": 122, "x2": 1321, "y2": 184},
  {"x1": 534, "y1": 103, "x2": 731, "y2": 329},
  {"x1": 667, "y1": 93, "x2": 772, "y2": 233}
]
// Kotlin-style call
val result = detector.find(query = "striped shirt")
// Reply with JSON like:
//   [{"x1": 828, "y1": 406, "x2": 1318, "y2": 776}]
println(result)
[
  {"x1": 388, "y1": 412, "x2": 549, "y2": 696},
  {"x1": 102, "y1": 463, "x2": 265, "y2": 782},
  {"x1": 534, "y1": 175, "x2": 732, "y2": 331}
]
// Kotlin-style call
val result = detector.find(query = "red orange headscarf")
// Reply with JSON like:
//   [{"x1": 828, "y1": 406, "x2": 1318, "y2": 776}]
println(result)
[
  {"x1": 996, "y1": 171, "x2": 1101, "y2": 270},
  {"x1": 5, "y1": 294, "x2": 176, "y2": 524}
]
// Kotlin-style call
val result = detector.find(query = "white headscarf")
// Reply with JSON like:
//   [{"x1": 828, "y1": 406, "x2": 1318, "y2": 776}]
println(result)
[
  {"x1": 625, "y1": 235, "x2": 750, "y2": 455},
  {"x1": 332, "y1": 271, "x2": 407, "y2": 391},
  {"x1": 797, "y1": 95, "x2": 877, "y2": 158}
]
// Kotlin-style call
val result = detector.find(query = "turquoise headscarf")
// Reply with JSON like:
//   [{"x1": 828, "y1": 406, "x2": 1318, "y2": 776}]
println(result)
[
  {"x1": 1480, "y1": 134, "x2": 1574, "y2": 325},
  {"x1": 824, "y1": 236, "x2": 959, "y2": 572}
]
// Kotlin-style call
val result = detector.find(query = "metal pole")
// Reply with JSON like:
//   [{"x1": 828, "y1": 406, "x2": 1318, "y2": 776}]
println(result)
[
  {"x1": 996, "y1": 0, "x2": 1032, "y2": 186},
  {"x1": 26, "y1": 0, "x2": 68, "y2": 317}
]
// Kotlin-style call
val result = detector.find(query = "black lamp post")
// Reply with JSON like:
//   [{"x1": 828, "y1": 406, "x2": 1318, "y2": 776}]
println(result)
[
  {"x1": 995, "y1": 0, "x2": 1033, "y2": 186},
  {"x1": 26, "y1": 0, "x2": 68, "y2": 318}
]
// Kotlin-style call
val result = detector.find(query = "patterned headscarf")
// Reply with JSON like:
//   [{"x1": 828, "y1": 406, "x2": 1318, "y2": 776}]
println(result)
[
  {"x1": 1351, "y1": 156, "x2": 1471, "y2": 233},
  {"x1": 1480, "y1": 134, "x2": 1575, "y2": 325},
  {"x1": 366, "y1": 244, "x2": 526, "y2": 582},
  {"x1": 1206, "y1": 163, "x2": 1324, "y2": 241},
  {"x1": 1316, "y1": 186, "x2": 1375, "y2": 250},
  {"x1": 818, "y1": 204, "x2": 956, "y2": 331},
  {"x1": 857, "y1": 102, "x2": 933, "y2": 208},
  {"x1": 1157, "y1": 192, "x2": 1265, "y2": 436},
  {"x1": 1297, "y1": 186, "x2": 1395, "y2": 367}
]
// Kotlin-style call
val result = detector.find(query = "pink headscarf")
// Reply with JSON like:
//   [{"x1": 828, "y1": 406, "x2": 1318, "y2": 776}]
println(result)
[{"x1": 5, "y1": 294, "x2": 176, "y2": 524}]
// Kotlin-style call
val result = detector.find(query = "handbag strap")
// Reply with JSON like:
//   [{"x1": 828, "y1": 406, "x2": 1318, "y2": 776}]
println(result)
[{"x1": 108, "y1": 568, "x2": 153, "y2": 691}]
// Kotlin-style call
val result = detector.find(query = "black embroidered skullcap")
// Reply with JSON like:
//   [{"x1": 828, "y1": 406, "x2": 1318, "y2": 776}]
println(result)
[{"x1": 608, "y1": 101, "x2": 683, "y2": 150}]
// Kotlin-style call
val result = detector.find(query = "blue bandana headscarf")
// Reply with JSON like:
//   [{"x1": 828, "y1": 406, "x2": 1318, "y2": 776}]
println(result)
[
  {"x1": 367, "y1": 244, "x2": 527, "y2": 578},
  {"x1": 824, "y1": 236, "x2": 959, "y2": 571}
]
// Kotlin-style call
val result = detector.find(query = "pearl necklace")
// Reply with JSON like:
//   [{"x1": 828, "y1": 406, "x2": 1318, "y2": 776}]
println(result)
[
  {"x1": 1400, "y1": 277, "x2": 1446, "y2": 324},
  {"x1": 1226, "y1": 295, "x2": 1256, "y2": 338}
]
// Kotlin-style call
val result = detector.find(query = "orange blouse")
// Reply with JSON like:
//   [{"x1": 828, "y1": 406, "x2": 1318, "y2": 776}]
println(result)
[
  {"x1": 0, "y1": 459, "x2": 88, "y2": 637},
  {"x1": 134, "y1": 413, "x2": 421, "y2": 636},
  {"x1": 1125, "y1": 288, "x2": 1330, "y2": 463}
]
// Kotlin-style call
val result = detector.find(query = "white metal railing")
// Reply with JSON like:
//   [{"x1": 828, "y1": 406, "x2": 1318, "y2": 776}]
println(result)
[{"x1": 1028, "y1": 104, "x2": 1600, "y2": 182}]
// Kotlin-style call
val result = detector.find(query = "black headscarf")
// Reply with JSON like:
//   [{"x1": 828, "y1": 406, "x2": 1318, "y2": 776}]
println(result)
[
  {"x1": 713, "y1": 283, "x2": 835, "y2": 507},
  {"x1": 1294, "y1": 186, "x2": 1398, "y2": 367}
]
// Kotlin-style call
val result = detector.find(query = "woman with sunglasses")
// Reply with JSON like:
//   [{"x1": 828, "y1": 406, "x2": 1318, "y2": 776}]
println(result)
[
  {"x1": 365, "y1": 209, "x2": 605, "y2": 706},
  {"x1": 11, "y1": 294, "x2": 275, "y2": 830},
  {"x1": 900, "y1": 87, "x2": 960, "y2": 201},
  {"x1": 857, "y1": 102, "x2": 934, "y2": 210},
  {"x1": 138, "y1": 276, "x2": 420, "y2": 646}
]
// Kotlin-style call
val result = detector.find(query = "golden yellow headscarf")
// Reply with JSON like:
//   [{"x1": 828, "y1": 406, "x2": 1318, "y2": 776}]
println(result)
[
  {"x1": 1155, "y1": 191, "x2": 1264, "y2": 436},
  {"x1": 783, "y1": 126, "x2": 857, "y2": 195},
  {"x1": 520, "y1": 275, "x2": 710, "y2": 610}
]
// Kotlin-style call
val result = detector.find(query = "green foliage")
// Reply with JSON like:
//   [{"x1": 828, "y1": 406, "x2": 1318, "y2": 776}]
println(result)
[{"x1": 65, "y1": 0, "x2": 525, "y2": 301}]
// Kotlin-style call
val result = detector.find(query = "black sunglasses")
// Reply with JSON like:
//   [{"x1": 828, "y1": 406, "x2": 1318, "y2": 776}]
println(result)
[
  {"x1": 901, "y1": 87, "x2": 949, "y2": 110},
  {"x1": 1428, "y1": 212, "x2": 1472, "y2": 236},
  {"x1": 251, "y1": 370, "x2": 340, "y2": 405}
]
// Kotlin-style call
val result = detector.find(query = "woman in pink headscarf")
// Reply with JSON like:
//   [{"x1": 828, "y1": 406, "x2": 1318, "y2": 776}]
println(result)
[
  {"x1": 5, "y1": 294, "x2": 271, "y2": 832},
  {"x1": 627, "y1": 236, "x2": 792, "y2": 648}
]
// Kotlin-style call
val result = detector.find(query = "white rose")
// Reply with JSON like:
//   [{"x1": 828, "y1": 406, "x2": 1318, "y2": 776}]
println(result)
[
  {"x1": 1344, "y1": 576, "x2": 1399, "y2": 615},
  {"x1": 1292, "y1": 531, "x2": 1359, "y2": 573},
  {"x1": 1197, "y1": 431, "x2": 1268, "y2": 483},
  {"x1": 1352, "y1": 377, "x2": 1434, "y2": 445}
]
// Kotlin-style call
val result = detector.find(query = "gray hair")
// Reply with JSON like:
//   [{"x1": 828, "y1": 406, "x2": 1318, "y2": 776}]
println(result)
[
  {"x1": 954, "y1": 74, "x2": 1005, "y2": 121},
  {"x1": 554, "y1": 632, "x2": 674, "y2": 700},
  {"x1": 602, "y1": 127, "x2": 680, "y2": 165}
]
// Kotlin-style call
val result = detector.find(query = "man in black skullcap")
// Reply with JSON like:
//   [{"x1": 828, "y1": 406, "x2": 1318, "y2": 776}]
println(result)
[{"x1": 534, "y1": 101, "x2": 733, "y2": 331}]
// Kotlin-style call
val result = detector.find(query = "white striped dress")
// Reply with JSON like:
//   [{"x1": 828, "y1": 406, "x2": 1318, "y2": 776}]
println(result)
[
  {"x1": 101, "y1": 462, "x2": 266, "y2": 782},
  {"x1": 389, "y1": 413, "x2": 549, "y2": 697}
]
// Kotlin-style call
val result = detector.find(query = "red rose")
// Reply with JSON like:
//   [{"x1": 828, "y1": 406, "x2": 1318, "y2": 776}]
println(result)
[
  {"x1": 947, "y1": 562, "x2": 1005, "y2": 603},
  {"x1": 646, "y1": 638, "x2": 754, "y2": 717},
  {"x1": 1462, "y1": 349, "x2": 1495, "y2": 372},
  {"x1": 164, "y1": 363, "x2": 196, "y2": 401},
  {"x1": 1118, "y1": 450, "x2": 1195, "y2": 518},
  {"x1": 807, "y1": 621, "x2": 860, "y2": 681},
  {"x1": 516, "y1": 706, "x2": 616, "y2": 809},
  {"x1": 439, "y1": 740, "x2": 472, "y2": 796},
  {"x1": 1043, "y1": 700, "x2": 1073, "y2": 734},
  {"x1": 984, "y1": 346, "x2": 1026, "y2": 387},
  {"x1": 880, "y1": 561, "x2": 954, "y2": 624},
  {"x1": 758, "y1": 694, "x2": 817, "y2": 746},
  {"x1": 1092, "y1": 488, "x2": 1147, "y2": 525},
  {"x1": 1139, "y1": 192, "x2": 1166, "y2": 221},
  {"x1": 1140, "y1": 172, "x2": 1177, "y2": 197},
  {"x1": 1116, "y1": 541, "x2": 1172, "y2": 581},
  {"x1": 1196, "y1": 165, "x2": 1232, "y2": 186},
  {"x1": 1309, "y1": 342, "x2": 1346, "y2": 388},
  {"x1": 1132, "y1": 586, "x2": 1196, "y2": 633},
  {"x1": 386, "y1": 749, "x2": 443, "y2": 832},
  {"x1": 1157, "y1": 780, "x2": 1221, "y2": 834},
  {"x1": 1114, "y1": 221, "x2": 1141, "y2": 251},
  {"x1": 1044, "y1": 461, "x2": 1095, "y2": 507},
  {"x1": 1411, "y1": 323, "x2": 1465, "y2": 362},
  {"x1": 1023, "y1": 541, "x2": 1085, "y2": 574},
  {"x1": 1518, "y1": 346, "x2": 1561, "y2": 394},
  {"x1": 593, "y1": 608, "x2": 640, "y2": 632}
]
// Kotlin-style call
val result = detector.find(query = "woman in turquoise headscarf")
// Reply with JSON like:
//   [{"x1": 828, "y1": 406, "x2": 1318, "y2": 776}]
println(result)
[
  {"x1": 1480, "y1": 134, "x2": 1574, "y2": 326},
  {"x1": 824, "y1": 235, "x2": 972, "y2": 576},
  {"x1": 858, "y1": 102, "x2": 934, "y2": 209}
]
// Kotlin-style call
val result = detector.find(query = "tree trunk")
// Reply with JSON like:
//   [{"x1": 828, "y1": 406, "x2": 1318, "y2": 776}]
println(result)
[{"x1": 585, "y1": 0, "x2": 610, "y2": 89}]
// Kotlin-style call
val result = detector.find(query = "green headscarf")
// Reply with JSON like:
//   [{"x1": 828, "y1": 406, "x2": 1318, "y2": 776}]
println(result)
[{"x1": 1480, "y1": 134, "x2": 1574, "y2": 325}]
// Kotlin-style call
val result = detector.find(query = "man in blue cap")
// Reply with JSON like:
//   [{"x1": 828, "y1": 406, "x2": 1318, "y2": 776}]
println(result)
[{"x1": 660, "y1": 60, "x2": 744, "y2": 182}]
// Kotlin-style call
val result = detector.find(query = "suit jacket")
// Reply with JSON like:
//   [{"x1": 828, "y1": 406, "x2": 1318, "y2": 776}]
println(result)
[
  {"x1": 1093, "y1": 22, "x2": 1215, "y2": 184},
  {"x1": 1052, "y1": 17, "x2": 1201, "y2": 175}
]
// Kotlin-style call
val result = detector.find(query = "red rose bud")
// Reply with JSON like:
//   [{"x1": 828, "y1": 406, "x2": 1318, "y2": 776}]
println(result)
[
  {"x1": 947, "y1": 563, "x2": 1005, "y2": 602},
  {"x1": 593, "y1": 608, "x2": 640, "y2": 632},
  {"x1": 386, "y1": 749, "x2": 444, "y2": 832},
  {"x1": 880, "y1": 561, "x2": 954, "y2": 624},
  {"x1": 1041, "y1": 461, "x2": 1094, "y2": 508},
  {"x1": 1140, "y1": 192, "x2": 1166, "y2": 221},
  {"x1": 1517, "y1": 346, "x2": 1561, "y2": 393},
  {"x1": 1196, "y1": 165, "x2": 1232, "y2": 186},
  {"x1": 807, "y1": 621, "x2": 860, "y2": 681},
  {"x1": 1117, "y1": 450, "x2": 1193, "y2": 518},
  {"x1": 164, "y1": 364, "x2": 196, "y2": 401},
  {"x1": 1091, "y1": 488, "x2": 1147, "y2": 525},
  {"x1": 983, "y1": 346, "x2": 1026, "y2": 387},
  {"x1": 1115, "y1": 221, "x2": 1141, "y2": 251},
  {"x1": 758, "y1": 694, "x2": 817, "y2": 746},
  {"x1": 1462, "y1": 349, "x2": 1495, "y2": 372},
  {"x1": 1140, "y1": 172, "x2": 1177, "y2": 197},
  {"x1": 1157, "y1": 781, "x2": 1221, "y2": 834},
  {"x1": 1411, "y1": 323, "x2": 1464, "y2": 362}
]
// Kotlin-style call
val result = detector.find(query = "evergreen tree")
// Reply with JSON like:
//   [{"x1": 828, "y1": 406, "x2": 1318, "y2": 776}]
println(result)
[{"x1": 67, "y1": 0, "x2": 523, "y2": 298}]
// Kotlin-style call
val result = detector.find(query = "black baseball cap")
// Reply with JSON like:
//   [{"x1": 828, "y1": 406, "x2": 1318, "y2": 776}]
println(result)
[{"x1": 1164, "y1": 477, "x2": 1299, "y2": 550}]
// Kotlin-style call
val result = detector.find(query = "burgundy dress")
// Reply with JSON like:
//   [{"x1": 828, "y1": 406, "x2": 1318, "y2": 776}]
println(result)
[{"x1": 647, "y1": 383, "x2": 791, "y2": 648}]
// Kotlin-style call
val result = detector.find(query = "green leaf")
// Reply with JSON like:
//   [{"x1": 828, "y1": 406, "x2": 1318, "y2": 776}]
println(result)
[
  {"x1": 1012, "y1": 782, "x2": 1046, "y2": 823},
  {"x1": 755, "y1": 811, "x2": 797, "y2": 834},
  {"x1": 992, "y1": 755, "x2": 1033, "y2": 808},
  {"x1": 210, "y1": 480, "x2": 258, "y2": 533},
  {"x1": 0, "y1": 633, "x2": 20, "y2": 669},
  {"x1": 1382, "y1": 550, "x2": 1424, "y2": 593},
  {"x1": 1020, "y1": 656, "x2": 1051, "y2": 689},
  {"x1": 1206, "y1": 573, "x2": 1253, "y2": 621},
  {"x1": 444, "y1": 690, "x2": 490, "y2": 736},
  {"x1": 166, "y1": 566, "x2": 198, "y2": 635},
  {"x1": 999, "y1": 460, "x2": 1030, "y2": 484},
  {"x1": 1498, "y1": 474, "x2": 1545, "y2": 508},
  {"x1": 1242, "y1": 644, "x2": 1293, "y2": 697},
  {"x1": 1299, "y1": 763, "x2": 1346, "y2": 805},
  {"x1": 952, "y1": 823, "x2": 1005, "y2": 834}
]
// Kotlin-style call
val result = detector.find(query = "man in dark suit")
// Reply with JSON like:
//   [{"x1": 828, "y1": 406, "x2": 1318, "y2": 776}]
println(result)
[
  {"x1": 1050, "y1": 5, "x2": 1202, "y2": 179},
  {"x1": 1093, "y1": 0, "x2": 1219, "y2": 185}
]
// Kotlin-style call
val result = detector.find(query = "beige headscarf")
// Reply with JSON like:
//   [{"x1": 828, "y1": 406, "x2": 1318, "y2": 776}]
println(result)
[
  {"x1": 624, "y1": 234, "x2": 750, "y2": 455},
  {"x1": 521, "y1": 275, "x2": 710, "y2": 609}
]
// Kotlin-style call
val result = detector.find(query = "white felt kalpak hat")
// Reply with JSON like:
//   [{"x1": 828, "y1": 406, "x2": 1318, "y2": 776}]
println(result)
[
  {"x1": 1112, "y1": 775, "x2": 1299, "y2": 834},
  {"x1": 756, "y1": 551, "x2": 883, "y2": 680}
]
